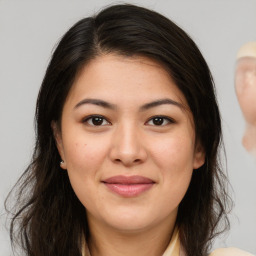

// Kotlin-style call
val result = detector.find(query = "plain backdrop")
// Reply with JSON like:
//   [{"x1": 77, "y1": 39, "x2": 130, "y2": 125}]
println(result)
[{"x1": 0, "y1": 0, "x2": 256, "y2": 255}]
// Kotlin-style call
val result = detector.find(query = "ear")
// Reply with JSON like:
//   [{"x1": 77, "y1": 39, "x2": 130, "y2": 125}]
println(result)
[
  {"x1": 51, "y1": 121, "x2": 67, "y2": 169},
  {"x1": 193, "y1": 142, "x2": 205, "y2": 170}
]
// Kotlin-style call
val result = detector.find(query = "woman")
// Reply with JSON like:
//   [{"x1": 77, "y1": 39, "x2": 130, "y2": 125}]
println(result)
[{"x1": 5, "y1": 4, "x2": 253, "y2": 256}]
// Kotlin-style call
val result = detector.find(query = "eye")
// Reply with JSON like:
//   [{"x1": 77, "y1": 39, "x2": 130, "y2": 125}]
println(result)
[
  {"x1": 83, "y1": 115, "x2": 111, "y2": 126},
  {"x1": 146, "y1": 116, "x2": 174, "y2": 126}
]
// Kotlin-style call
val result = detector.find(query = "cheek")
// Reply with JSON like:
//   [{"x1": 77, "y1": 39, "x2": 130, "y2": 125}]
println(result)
[
  {"x1": 63, "y1": 132, "x2": 108, "y2": 171},
  {"x1": 151, "y1": 134, "x2": 195, "y2": 172},
  {"x1": 62, "y1": 132, "x2": 109, "y2": 196},
  {"x1": 150, "y1": 135, "x2": 194, "y2": 201},
  {"x1": 62, "y1": 138, "x2": 108, "y2": 210}
]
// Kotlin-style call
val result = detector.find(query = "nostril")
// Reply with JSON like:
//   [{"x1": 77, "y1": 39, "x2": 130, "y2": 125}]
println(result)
[{"x1": 113, "y1": 158, "x2": 142, "y2": 165}]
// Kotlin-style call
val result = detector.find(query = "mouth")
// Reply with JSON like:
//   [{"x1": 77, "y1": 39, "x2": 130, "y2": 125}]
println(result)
[{"x1": 102, "y1": 175, "x2": 155, "y2": 197}]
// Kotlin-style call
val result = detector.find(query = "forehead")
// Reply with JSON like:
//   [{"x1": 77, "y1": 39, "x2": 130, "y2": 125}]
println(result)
[{"x1": 66, "y1": 54, "x2": 189, "y2": 109}]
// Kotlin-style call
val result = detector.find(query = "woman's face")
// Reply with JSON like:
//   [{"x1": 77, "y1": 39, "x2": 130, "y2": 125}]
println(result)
[
  {"x1": 55, "y1": 54, "x2": 205, "y2": 233},
  {"x1": 235, "y1": 56, "x2": 256, "y2": 155}
]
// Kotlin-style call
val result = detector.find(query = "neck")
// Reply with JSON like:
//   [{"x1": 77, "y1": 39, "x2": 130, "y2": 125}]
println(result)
[{"x1": 86, "y1": 216, "x2": 176, "y2": 256}]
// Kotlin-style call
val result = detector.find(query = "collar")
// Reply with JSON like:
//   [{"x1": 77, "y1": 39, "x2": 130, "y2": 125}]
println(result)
[{"x1": 162, "y1": 227, "x2": 181, "y2": 256}]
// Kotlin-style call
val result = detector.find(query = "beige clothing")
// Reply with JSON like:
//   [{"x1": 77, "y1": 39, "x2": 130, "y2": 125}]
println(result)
[
  {"x1": 210, "y1": 248, "x2": 255, "y2": 256},
  {"x1": 82, "y1": 228, "x2": 254, "y2": 256},
  {"x1": 165, "y1": 229, "x2": 254, "y2": 256},
  {"x1": 162, "y1": 227, "x2": 188, "y2": 256}
]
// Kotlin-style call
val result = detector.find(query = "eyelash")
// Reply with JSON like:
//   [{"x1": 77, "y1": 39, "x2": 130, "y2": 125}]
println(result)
[
  {"x1": 82, "y1": 115, "x2": 111, "y2": 126},
  {"x1": 145, "y1": 116, "x2": 175, "y2": 126},
  {"x1": 82, "y1": 115, "x2": 175, "y2": 127}
]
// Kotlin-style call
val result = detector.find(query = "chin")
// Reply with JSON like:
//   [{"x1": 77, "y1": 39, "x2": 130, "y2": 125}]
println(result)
[
  {"x1": 106, "y1": 219, "x2": 156, "y2": 233},
  {"x1": 99, "y1": 207, "x2": 159, "y2": 232}
]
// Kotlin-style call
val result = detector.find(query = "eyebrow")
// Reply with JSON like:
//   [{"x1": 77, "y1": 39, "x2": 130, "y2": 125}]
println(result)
[
  {"x1": 139, "y1": 98, "x2": 185, "y2": 111},
  {"x1": 74, "y1": 98, "x2": 116, "y2": 110},
  {"x1": 74, "y1": 98, "x2": 185, "y2": 111}
]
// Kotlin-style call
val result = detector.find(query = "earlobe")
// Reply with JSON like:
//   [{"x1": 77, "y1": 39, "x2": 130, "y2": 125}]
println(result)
[
  {"x1": 193, "y1": 143, "x2": 205, "y2": 170},
  {"x1": 51, "y1": 121, "x2": 67, "y2": 169}
]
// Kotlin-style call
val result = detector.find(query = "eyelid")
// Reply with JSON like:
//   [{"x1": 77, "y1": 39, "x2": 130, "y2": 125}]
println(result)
[
  {"x1": 145, "y1": 115, "x2": 176, "y2": 126},
  {"x1": 82, "y1": 114, "x2": 111, "y2": 126},
  {"x1": 81, "y1": 114, "x2": 175, "y2": 127}
]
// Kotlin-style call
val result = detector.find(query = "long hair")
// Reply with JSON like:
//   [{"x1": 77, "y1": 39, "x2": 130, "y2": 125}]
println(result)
[{"x1": 5, "y1": 4, "x2": 231, "y2": 256}]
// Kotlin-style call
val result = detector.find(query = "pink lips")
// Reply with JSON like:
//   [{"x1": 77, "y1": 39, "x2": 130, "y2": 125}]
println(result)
[{"x1": 102, "y1": 175, "x2": 155, "y2": 197}]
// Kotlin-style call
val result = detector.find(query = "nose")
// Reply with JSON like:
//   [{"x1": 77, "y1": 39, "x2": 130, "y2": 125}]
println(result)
[{"x1": 109, "y1": 123, "x2": 147, "y2": 166}]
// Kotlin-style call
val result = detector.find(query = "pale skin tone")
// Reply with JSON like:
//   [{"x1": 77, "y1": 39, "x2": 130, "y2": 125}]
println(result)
[
  {"x1": 235, "y1": 42, "x2": 256, "y2": 156},
  {"x1": 53, "y1": 54, "x2": 205, "y2": 256}
]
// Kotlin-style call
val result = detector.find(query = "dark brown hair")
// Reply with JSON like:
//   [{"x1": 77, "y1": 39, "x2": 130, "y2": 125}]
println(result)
[{"x1": 6, "y1": 4, "x2": 231, "y2": 256}]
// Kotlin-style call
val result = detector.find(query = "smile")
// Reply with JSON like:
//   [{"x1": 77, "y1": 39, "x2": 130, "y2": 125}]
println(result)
[{"x1": 102, "y1": 175, "x2": 155, "y2": 197}]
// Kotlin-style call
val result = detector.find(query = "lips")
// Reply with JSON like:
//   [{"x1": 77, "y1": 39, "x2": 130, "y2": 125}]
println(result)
[{"x1": 102, "y1": 175, "x2": 155, "y2": 197}]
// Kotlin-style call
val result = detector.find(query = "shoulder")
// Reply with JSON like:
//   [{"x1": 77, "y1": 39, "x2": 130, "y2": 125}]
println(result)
[{"x1": 209, "y1": 248, "x2": 255, "y2": 256}]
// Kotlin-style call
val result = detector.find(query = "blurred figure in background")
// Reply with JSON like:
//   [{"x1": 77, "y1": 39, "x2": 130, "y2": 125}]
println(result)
[{"x1": 235, "y1": 42, "x2": 256, "y2": 157}]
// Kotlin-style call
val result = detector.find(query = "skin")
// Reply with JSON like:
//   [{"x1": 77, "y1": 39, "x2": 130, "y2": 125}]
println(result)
[
  {"x1": 53, "y1": 54, "x2": 205, "y2": 256},
  {"x1": 235, "y1": 42, "x2": 256, "y2": 156}
]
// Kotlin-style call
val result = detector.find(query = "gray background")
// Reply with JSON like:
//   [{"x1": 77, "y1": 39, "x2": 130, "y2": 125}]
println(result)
[{"x1": 0, "y1": 0, "x2": 255, "y2": 255}]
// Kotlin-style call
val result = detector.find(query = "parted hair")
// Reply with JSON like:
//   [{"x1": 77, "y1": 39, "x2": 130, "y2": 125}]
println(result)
[{"x1": 6, "y1": 4, "x2": 231, "y2": 256}]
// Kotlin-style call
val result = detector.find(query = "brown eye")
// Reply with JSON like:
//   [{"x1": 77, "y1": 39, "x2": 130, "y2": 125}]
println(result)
[
  {"x1": 152, "y1": 117, "x2": 164, "y2": 125},
  {"x1": 146, "y1": 116, "x2": 174, "y2": 126},
  {"x1": 83, "y1": 115, "x2": 110, "y2": 126},
  {"x1": 91, "y1": 117, "x2": 104, "y2": 125}
]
